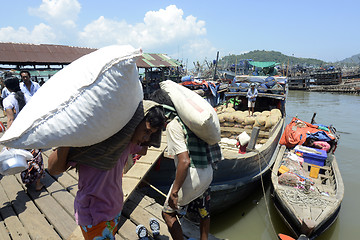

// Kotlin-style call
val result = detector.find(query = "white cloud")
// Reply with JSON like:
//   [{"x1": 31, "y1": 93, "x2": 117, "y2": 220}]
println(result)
[
  {"x1": 29, "y1": 0, "x2": 81, "y2": 28},
  {"x1": 182, "y1": 39, "x2": 217, "y2": 61},
  {"x1": 0, "y1": 3, "x2": 215, "y2": 66},
  {"x1": 136, "y1": 5, "x2": 207, "y2": 47},
  {"x1": 0, "y1": 23, "x2": 56, "y2": 44},
  {"x1": 78, "y1": 5, "x2": 212, "y2": 63},
  {"x1": 78, "y1": 16, "x2": 132, "y2": 47}
]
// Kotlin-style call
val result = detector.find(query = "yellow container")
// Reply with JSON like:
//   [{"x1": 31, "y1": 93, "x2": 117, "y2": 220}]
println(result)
[
  {"x1": 309, "y1": 165, "x2": 320, "y2": 179},
  {"x1": 279, "y1": 165, "x2": 290, "y2": 174}
]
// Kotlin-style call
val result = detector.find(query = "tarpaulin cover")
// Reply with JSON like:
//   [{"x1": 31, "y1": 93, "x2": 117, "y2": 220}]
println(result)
[
  {"x1": 248, "y1": 61, "x2": 279, "y2": 68},
  {"x1": 279, "y1": 117, "x2": 335, "y2": 148}
]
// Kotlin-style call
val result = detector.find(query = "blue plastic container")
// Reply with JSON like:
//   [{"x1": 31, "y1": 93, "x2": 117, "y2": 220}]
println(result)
[
  {"x1": 181, "y1": 75, "x2": 194, "y2": 82},
  {"x1": 294, "y1": 146, "x2": 327, "y2": 166}
]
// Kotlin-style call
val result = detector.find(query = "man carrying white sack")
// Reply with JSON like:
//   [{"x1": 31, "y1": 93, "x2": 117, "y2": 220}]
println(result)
[
  {"x1": 149, "y1": 89, "x2": 222, "y2": 240},
  {"x1": 48, "y1": 100, "x2": 166, "y2": 240}
]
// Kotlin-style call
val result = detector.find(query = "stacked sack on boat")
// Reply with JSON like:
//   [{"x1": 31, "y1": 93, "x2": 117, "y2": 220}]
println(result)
[{"x1": 216, "y1": 106, "x2": 282, "y2": 147}]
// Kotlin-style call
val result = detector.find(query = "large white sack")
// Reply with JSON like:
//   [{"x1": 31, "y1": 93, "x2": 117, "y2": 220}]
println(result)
[
  {"x1": 160, "y1": 80, "x2": 221, "y2": 145},
  {"x1": 0, "y1": 45, "x2": 143, "y2": 149}
]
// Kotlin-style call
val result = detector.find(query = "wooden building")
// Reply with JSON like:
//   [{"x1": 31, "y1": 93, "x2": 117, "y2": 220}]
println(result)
[
  {"x1": 0, "y1": 42, "x2": 183, "y2": 90},
  {"x1": 136, "y1": 53, "x2": 183, "y2": 98}
]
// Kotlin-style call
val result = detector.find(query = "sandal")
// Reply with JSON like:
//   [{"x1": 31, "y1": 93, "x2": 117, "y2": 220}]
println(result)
[
  {"x1": 149, "y1": 218, "x2": 160, "y2": 236},
  {"x1": 135, "y1": 224, "x2": 148, "y2": 239}
]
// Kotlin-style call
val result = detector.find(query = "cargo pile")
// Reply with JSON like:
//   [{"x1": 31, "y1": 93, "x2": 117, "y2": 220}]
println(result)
[{"x1": 216, "y1": 103, "x2": 282, "y2": 147}]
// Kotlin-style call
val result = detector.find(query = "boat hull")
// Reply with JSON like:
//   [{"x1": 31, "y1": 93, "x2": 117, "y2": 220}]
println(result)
[
  {"x1": 271, "y1": 145, "x2": 344, "y2": 239},
  {"x1": 145, "y1": 118, "x2": 284, "y2": 213},
  {"x1": 272, "y1": 190, "x2": 341, "y2": 240}
]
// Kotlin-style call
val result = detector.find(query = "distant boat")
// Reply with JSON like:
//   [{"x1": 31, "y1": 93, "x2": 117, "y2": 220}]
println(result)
[
  {"x1": 271, "y1": 116, "x2": 343, "y2": 239},
  {"x1": 144, "y1": 76, "x2": 287, "y2": 213}
]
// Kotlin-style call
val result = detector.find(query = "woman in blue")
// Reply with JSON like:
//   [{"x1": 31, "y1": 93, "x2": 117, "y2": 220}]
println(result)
[{"x1": 246, "y1": 82, "x2": 258, "y2": 116}]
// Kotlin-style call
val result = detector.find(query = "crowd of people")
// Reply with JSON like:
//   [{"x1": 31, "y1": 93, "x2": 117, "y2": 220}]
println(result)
[
  {"x1": 0, "y1": 70, "x2": 45, "y2": 191},
  {"x1": 0, "y1": 70, "x2": 221, "y2": 240}
]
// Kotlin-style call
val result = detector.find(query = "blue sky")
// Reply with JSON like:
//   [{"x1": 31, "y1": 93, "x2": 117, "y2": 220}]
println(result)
[{"x1": 0, "y1": 0, "x2": 359, "y2": 65}]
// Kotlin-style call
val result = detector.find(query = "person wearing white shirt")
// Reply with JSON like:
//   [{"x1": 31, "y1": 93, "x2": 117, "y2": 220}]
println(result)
[
  {"x1": 1, "y1": 86, "x2": 10, "y2": 99},
  {"x1": 3, "y1": 77, "x2": 31, "y2": 127},
  {"x1": 246, "y1": 83, "x2": 258, "y2": 116},
  {"x1": 19, "y1": 70, "x2": 40, "y2": 97},
  {"x1": 3, "y1": 76, "x2": 44, "y2": 191}
]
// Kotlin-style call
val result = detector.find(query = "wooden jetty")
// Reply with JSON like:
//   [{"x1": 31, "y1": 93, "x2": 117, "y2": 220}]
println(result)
[
  {"x1": 309, "y1": 81, "x2": 360, "y2": 94},
  {"x1": 0, "y1": 113, "x2": 220, "y2": 240}
]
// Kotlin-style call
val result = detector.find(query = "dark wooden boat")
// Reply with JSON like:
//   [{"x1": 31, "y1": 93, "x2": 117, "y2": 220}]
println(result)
[
  {"x1": 271, "y1": 117, "x2": 344, "y2": 239},
  {"x1": 144, "y1": 76, "x2": 287, "y2": 213}
]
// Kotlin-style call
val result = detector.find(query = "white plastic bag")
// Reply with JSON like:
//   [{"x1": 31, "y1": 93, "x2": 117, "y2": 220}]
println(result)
[
  {"x1": 237, "y1": 131, "x2": 250, "y2": 146},
  {"x1": 0, "y1": 45, "x2": 143, "y2": 149}
]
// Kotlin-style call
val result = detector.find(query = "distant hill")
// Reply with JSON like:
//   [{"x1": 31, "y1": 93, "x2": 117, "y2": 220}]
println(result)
[
  {"x1": 219, "y1": 50, "x2": 326, "y2": 67},
  {"x1": 339, "y1": 53, "x2": 360, "y2": 64}
]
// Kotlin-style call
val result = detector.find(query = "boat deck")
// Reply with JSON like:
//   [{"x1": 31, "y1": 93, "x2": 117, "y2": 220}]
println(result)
[{"x1": 0, "y1": 113, "x2": 219, "y2": 240}]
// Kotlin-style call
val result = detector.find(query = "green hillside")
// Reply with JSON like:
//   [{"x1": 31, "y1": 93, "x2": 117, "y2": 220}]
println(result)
[
  {"x1": 340, "y1": 53, "x2": 360, "y2": 64},
  {"x1": 220, "y1": 50, "x2": 325, "y2": 67}
]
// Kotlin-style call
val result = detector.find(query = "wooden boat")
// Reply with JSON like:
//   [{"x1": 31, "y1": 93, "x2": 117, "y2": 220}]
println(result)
[
  {"x1": 144, "y1": 76, "x2": 287, "y2": 213},
  {"x1": 271, "y1": 116, "x2": 344, "y2": 239}
]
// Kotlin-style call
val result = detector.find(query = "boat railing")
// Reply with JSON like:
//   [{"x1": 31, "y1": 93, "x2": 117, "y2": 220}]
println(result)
[{"x1": 225, "y1": 89, "x2": 286, "y2": 100}]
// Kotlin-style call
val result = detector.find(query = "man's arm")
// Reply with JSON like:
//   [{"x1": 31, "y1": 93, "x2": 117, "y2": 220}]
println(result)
[
  {"x1": 48, "y1": 147, "x2": 71, "y2": 175},
  {"x1": 137, "y1": 146, "x2": 148, "y2": 155},
  {"x1": 168, "y1": 151, "x2": 190, "y2": 209},
  {"x1": 5, "y1": 108, "x2": 15, "y2": 128}
]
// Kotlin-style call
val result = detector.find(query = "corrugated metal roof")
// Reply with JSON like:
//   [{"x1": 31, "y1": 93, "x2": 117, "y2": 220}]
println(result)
[
  {"x1": 136, "y1": 53, "x2": 181, "y2": 68},
  {"x1": 0, "y1": 42, "x2": 96, "y2": 65},
  {"x1": 0, "y1": 43, "x2": 181, "y2": 69}
]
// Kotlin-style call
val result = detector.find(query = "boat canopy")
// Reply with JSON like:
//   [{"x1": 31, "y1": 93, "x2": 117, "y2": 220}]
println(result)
[{"x1": 249, "y1": 61, "x2": 280, "y2": 68}]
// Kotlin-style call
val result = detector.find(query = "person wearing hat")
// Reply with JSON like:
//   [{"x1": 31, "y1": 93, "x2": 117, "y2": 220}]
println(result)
[{"x1": 246, "y1": 83, "x2": 258, "y2": 116}]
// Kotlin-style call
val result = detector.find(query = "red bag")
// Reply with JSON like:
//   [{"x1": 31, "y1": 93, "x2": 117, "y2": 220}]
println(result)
[{"x1": 0, "y1": 122, "x2": 5, "y2": 132}]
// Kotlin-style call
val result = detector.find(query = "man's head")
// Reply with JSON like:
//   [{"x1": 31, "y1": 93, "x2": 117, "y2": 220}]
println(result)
[
  {"x1": 131, "y1": 106, "x2": 165, "y2": 145},
  {"x1": 250, "y1": 83, "x2": 255, "y2": 88},
  {"x1": 20, "y1": 70, "x2": 31, "y2": 84},
  {"x1": 5, "y1": 76, "x2": 21, "y2": 92}
]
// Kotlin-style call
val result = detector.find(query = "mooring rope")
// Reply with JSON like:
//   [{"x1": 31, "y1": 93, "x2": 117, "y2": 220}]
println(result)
[{"x1": 252, "y1": 147, "x2": 278, "y2": 239}]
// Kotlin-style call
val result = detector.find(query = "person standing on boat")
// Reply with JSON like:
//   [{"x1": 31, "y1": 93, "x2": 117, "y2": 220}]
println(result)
[
  {"x1": 149, "y1": 89, "x2": 221, "y2": 240},
  {"x1": 19, "y1": 70, "x2": 40, "y2": 97},
  {"x1": 247, "y1": 82, "x2": 258, "y2": 116},
  {"x1": 47, "y1": 101, "x2": 166, "y2": 240}
]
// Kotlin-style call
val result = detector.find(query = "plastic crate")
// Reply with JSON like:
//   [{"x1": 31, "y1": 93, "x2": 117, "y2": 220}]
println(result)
[{"x1": 294, "y1": 145, "x2": 327, "y2": 166}]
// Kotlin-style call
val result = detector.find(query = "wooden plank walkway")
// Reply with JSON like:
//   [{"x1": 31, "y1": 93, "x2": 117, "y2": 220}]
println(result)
[{"x1": 0, "y1": 113, "x2": 220, "y2": 239}]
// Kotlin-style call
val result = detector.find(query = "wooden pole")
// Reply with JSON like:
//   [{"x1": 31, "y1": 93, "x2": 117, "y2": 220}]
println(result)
[
  {"x1": 235, "y1": 57, "x2": 238, "y2": 77},
  {"x1": 286, "y1": 58, "x2": 289, "y2": 77},
  {"x1": 213, "y1": 51, "x2": 219, "y2": 81}
]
